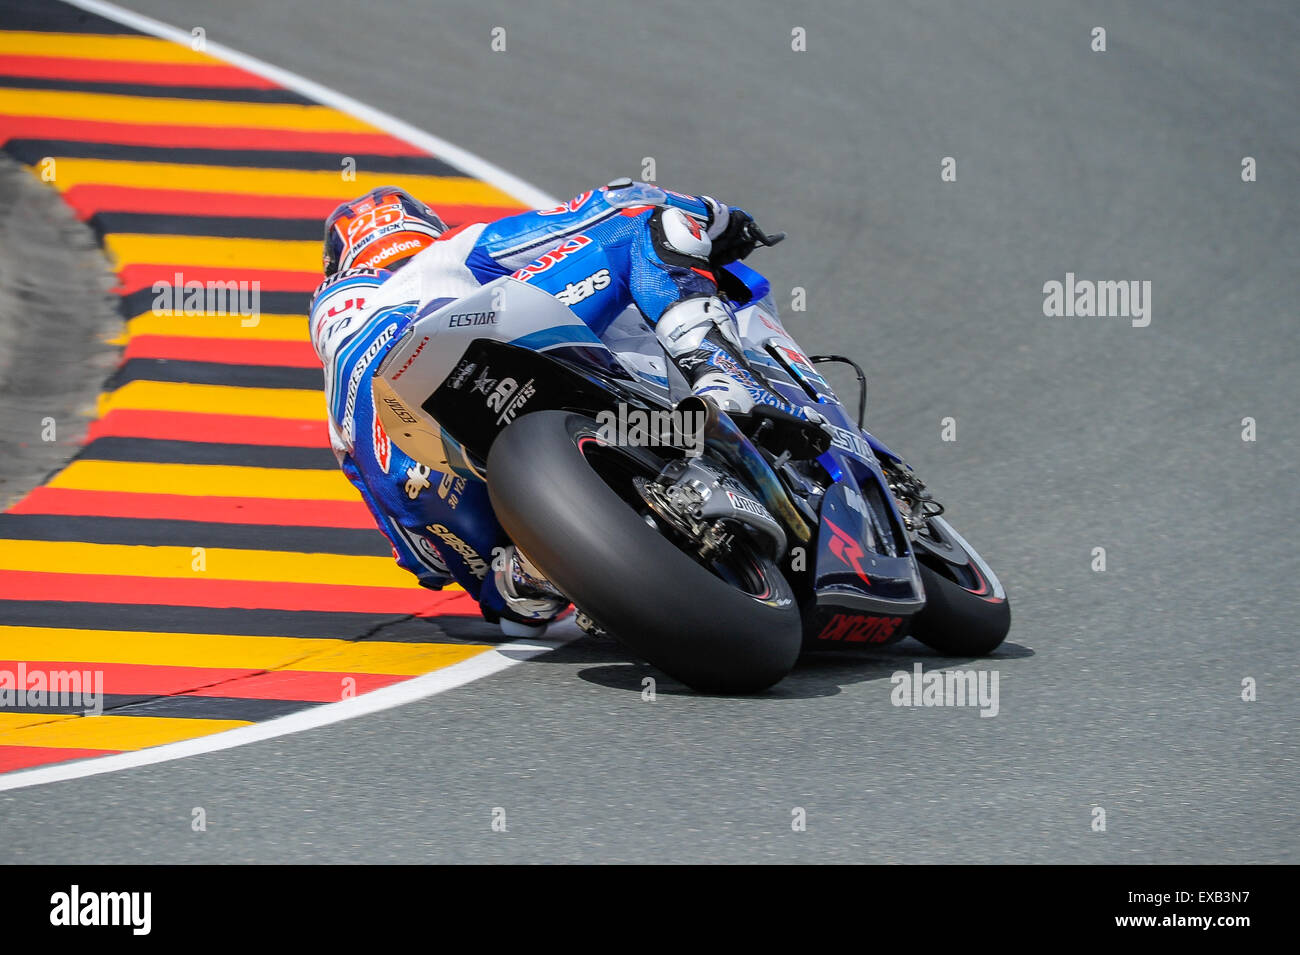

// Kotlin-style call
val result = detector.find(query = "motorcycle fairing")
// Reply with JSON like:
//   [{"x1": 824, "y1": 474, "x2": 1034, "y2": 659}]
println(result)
[
  {"x1": 812, "y1": 479, "x2": 926, "y2": 618},
  {"x1": 418, "y1": 338, "x2": 659, "y2": 468},
  {"x1": 717, "y1": 263, "x2": 928, "y2": 622},
  {"x1": 374, "y1": 260, "x2": 929, "y2": 629}
]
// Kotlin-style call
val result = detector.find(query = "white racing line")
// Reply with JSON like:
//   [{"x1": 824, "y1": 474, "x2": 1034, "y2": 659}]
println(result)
[
  {"x1": 0, "y1": 633, "x2": 577, "y2": 793},
  {"x1": 0, "y1": 0, "x2": 569, "y2": 793}
]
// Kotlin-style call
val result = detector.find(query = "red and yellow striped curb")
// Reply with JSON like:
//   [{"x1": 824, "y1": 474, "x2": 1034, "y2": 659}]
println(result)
[{"x1": 0, "y1": 2, "x2": 531, "y2": 771}]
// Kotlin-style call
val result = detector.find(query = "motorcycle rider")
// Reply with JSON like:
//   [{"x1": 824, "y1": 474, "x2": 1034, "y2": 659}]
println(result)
[{"x1": 309, "y1": 179, "x2": 796, "y2": 635}]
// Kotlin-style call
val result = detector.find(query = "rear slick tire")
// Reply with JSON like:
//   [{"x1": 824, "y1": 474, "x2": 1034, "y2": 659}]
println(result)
[{"x1": 486, "y1": 411, "x2": 802, "y2": 693}]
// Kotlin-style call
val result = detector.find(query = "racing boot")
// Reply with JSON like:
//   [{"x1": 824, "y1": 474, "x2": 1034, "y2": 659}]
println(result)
[
  {"x1": 493, "y1": 544, "x2": 567, "y2": 638},
  {"x1": 655, "y1": 296, "x2": 835, "y2": 463},
  {"x1": 655, "y1": 296, "x2": 785, "y2": 415}
]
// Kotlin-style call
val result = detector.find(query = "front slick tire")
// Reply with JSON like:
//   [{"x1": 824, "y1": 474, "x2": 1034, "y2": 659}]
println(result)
[
  {"x1": 486, "y1": 411, "x2": 801, "y2": 693},
  {"x1": 908, "y1": 562, "x2": 1011, "y2": 656}
]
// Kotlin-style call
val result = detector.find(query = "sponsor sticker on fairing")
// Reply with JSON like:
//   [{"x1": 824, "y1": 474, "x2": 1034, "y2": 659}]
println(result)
[
  {"x1": 754, "y1": 306, "x2": 784, "y2": 334},
  {"x1": 818, "y1": 613, "x2": 902, "y2": 644},
  {"x1": 447, "y1": 360, "x2": 477, "y2": 390},
  {"x1": 773, "y1": 342, "x2": 828, "y2": 385},
  {"x1": 824, "y1": 516, "x2": 871, "y2": 585},
  {"x1": 447, "y1": 310, "x2": 497, "y2": 327},
  {"x1": 485, "y1": 377, "x2": 537, "y2": 426},
  {"x1": 470, "y1": 366, "x2": 497, "y2": 395},
  {"x1": 382, "y1": 396, "x2": 418, "y2": 424},
  {"x1": 389, "y1": 335, "x2": 430, "y2": 381},
  {"x1": 828, "y1": 424, "x2": 872, "y2": 461}
]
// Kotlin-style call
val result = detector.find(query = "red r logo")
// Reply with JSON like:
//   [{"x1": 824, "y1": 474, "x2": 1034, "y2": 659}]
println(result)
[{"x1": 823, "y1": 517, "x2": 871, "y2": 585}]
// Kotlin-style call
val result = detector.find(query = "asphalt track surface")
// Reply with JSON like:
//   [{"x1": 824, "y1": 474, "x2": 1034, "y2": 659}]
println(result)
[{"x1": 2, "y1": 0, "x2": 1297, "y2": 862}]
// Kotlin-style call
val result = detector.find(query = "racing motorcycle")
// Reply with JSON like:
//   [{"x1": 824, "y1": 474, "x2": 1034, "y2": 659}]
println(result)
[{"x1": 373, "y1": 231, "x2": 1010, "y2": 693}]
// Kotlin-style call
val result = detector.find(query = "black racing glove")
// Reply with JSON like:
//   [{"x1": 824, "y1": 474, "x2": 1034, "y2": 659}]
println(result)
[
  {"x1": 706, "y1": 205, "x2": 785, "y2": 266},
  {"x1": 709, "y1": 207, "x2": 760, "y2": 265}
]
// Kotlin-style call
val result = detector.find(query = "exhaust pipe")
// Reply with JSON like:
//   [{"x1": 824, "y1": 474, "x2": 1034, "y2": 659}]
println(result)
[{"x1": 675, "y1": 396, "x2": 813, "y2": 544}]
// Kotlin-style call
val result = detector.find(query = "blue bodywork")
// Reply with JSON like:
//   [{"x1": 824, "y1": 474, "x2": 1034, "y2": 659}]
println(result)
[{"x1": 718, "y1": 262, "x2": 925, "y2": 629}]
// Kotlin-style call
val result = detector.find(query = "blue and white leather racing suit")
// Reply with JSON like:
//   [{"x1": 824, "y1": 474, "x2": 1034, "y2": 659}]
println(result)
[{"x1": 308, "y1": 179, "x2": 778, "y2": 625}]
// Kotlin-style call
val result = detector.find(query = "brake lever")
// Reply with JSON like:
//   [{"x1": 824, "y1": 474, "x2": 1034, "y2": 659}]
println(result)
[
  {"x1": 739, "y1": 218, "x2": 786, "y2": 247},
  {"x1": 748, "y1": 224, "x2": 786, "y2": 247}
]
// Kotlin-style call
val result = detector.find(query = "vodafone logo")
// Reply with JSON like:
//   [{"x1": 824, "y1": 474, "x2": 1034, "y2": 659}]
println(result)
[{"x1": 357, "y1": 236, "x2": 428, "y2": 269}]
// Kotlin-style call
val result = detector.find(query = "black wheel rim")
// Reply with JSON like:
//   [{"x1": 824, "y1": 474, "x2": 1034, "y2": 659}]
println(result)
[
  {"x1": 915, "y1": 521, "x2": 995, "y2": 598},
  {"x1": 574, "y1": 430, "x2": 776, "y2": 601}
]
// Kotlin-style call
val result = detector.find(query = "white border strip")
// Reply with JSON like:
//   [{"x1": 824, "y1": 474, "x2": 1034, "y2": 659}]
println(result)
[{"x1": 0, "y1": 0, "x2": 567, "y2": 792}]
